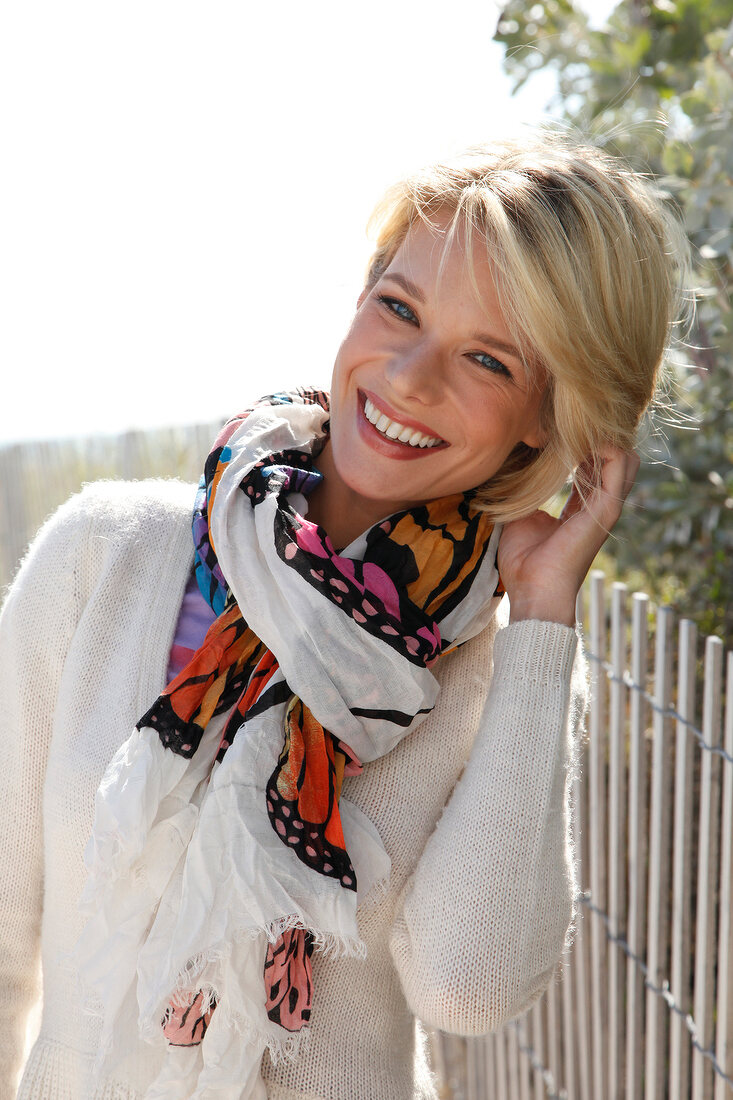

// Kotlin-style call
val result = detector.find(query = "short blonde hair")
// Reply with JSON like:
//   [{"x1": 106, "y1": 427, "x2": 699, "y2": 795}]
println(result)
[{"x1": 366, "y1": 133, "x2": 689, "y2": 521}]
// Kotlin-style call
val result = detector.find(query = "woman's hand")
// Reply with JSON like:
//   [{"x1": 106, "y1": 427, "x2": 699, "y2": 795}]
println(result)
[{"x1": 497, "y1": 447, "x2": 640, "y2": 627}]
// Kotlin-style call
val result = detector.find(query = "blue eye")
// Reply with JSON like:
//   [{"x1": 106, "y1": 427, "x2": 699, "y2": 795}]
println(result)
[
  {"x1": 377, "y1": 295, "x2": 418, "y2": 324},
  {"x1": 470, "y1": 351, "x2": 512, "y2": 379}
]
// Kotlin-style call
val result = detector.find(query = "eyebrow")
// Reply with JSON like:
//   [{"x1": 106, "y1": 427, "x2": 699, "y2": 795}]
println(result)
[
  {"x1": 381, "y1": 271, "x2": 425, "y2": 304},
  {"x1": 381, "y1": 270, "x2": 523, "y2": 362},
  {"x1": 471, "y1": 333, "x2": 523, "y2": 361}
]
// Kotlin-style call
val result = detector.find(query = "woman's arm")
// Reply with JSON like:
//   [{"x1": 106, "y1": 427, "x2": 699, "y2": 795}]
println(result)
[
  {"x1": 389, "y1": 617, "x2": 585, "y2": 1033},
  {"x1": 0, "y1": 499, "x2": 88, "y2": 1096},
  {"x1": 389, "y1": 448, "x2": 633, "y2": 1031}
]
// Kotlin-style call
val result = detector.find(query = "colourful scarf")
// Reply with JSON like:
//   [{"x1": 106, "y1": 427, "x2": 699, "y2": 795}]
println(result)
[{"x1": 75, "y1": 390, "x2": 503, "y2": 1097}]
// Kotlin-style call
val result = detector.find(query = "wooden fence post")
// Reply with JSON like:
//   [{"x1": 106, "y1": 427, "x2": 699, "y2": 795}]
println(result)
[
  {"x1": 588, "y1": 571, "x2": 607, "y2": 1100},
  {"x1": 626, "y1": 592, "x2": 649, "y2": 1100},
  {"x1": 714, "y1": 652, "x2": 733, "y2": 1099},
  {"x1": 645, "y1": 606, "x2": 674, "y2": 1099},
  {"x1": 608, "y1": 582, "x2": 628, "y2": 1098},
  {"x1": 692, "y1": 637, "x2": 724, "y2": 1100},
  {"x1": 669, "y1": 617, "x2": 698, "y2": 1099}
]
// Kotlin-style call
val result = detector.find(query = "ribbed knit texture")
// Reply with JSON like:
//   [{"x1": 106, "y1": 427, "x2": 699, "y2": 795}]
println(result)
[{"x1": 1, "y1": 480, "x2": 585, "y2": 1100}]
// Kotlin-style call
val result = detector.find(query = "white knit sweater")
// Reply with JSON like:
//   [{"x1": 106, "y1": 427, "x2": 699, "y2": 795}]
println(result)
[{"x1": 0, "y1": 479, "x2": 585, "y2": 1100}]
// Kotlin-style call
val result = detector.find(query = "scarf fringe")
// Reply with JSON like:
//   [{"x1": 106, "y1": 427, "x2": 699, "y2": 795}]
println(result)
[
  {"x1": 156, "y1": 913, "x2": 368, "y2": 1000},
  {"x1": 154, "y1": 994, "x2": 313, "y2": 1066},
  {"x1": 357, "y1": 873, "x2": 390, "y2": 910},
  {"x1": 134, "y1": 916, "x2": 367, "y2": 1060},
  {"x1": 265, "y1": 1023, "x2": 312, "y2": 1066},
  {"x1": 67, "y1": 912, "x2": 363, "y2": 1073},
  {"x1": 263, "y1": 913, "x2": 367, "y2": 959}
]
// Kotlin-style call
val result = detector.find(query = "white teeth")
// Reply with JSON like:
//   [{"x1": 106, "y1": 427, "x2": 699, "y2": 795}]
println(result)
[{"x1": 363, "y1": 397, "x2": 442, "y2": 449}]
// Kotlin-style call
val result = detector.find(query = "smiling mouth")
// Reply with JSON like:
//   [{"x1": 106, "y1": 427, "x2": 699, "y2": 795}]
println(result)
[{"x1": 363, "y1": 396, "x2": 445, "y2": 449}]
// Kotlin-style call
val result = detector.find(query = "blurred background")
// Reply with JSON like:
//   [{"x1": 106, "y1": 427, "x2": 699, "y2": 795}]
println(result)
[
  {"x1": 1, "y1": 0, "x2": 730, "y2": 639},
  {"x1": 0, "y1": 0, "x2": 569, "y2": 445}
]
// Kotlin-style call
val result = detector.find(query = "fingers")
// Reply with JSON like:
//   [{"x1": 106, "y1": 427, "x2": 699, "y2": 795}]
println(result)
[
  {"x1": 621, "y1": 449, "x2": 641, "y2": 499},
  {"x1": 561, "y1": 447, "x2": 640, "y2": 530},
  {"x1": 558, "y1": 483, "x2": 583, "y2": 523},
  {"x1": 596, "y1": 446, "x2": 639, "y2": 516}
]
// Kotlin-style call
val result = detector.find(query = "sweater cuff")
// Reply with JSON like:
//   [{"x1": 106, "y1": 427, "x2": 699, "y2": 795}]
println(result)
[{"x1": 492, "y1": 619, "x2": 578, "y2": 687}]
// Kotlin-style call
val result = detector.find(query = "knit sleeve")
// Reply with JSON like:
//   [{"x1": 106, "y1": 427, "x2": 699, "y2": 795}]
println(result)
[
  {"x1": 388, "y1": 618, "x2": 586, "y2": 1035},
  {"x1": 0, "y1": 498, "x2": 89, "y2": 1097}
]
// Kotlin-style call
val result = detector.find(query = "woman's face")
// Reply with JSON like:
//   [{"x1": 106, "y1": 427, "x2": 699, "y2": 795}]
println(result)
[{"x1": 324, "y1": 215, "x2": 545, "y2": 531}]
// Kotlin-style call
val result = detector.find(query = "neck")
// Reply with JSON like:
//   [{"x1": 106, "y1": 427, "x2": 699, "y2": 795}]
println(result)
[{"x1": 307, "y1": 441, "x2": 395, "y2": 549}]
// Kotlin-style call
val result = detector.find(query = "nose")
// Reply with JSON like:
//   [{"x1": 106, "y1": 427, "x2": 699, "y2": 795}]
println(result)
[{"x1": 384, "y1": 338, "x2": 444, "y2": 404}]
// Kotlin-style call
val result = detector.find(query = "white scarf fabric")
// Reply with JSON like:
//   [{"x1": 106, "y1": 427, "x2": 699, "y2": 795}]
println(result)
[{"x1": 72, "y1": 394, "x2": 502, "y2": 1098}]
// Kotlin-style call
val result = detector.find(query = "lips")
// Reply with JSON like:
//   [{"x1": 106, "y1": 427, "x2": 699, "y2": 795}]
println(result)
[{"x1": 358, "y1": 390, "x2": 447, "y2": 455}]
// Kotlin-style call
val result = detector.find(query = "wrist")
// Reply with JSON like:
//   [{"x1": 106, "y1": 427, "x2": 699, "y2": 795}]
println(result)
[{"x1": 507, "y1": 595, "x2": 576, "y2": 628}]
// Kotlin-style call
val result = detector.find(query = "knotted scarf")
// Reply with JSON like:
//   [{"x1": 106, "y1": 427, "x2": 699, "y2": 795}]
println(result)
[{"x1": 74, "y1": 390, "x2": 503, "y2": 1098}]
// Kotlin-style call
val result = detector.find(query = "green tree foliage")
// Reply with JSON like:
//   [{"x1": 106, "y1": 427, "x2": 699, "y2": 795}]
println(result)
[{"x1": 495, "y1": 0, "x2": 733, "y2": 640}]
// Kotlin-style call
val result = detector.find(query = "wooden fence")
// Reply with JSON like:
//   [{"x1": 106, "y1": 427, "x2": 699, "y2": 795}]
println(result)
[
  {"x1": 0, "y1": 422, "x2": 222, "y2": 591},
  {"x1": 2, "y1": 428, "x2": 731, "y2": 1097},
  {"x1": 436, "y1": 576, "x2": 732, "y2": 1099}
]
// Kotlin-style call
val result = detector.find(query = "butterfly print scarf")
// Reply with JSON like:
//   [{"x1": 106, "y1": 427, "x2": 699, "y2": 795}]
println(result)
[{"x1": 75, "y1": 390, "x2": 503, "y2": 1097}]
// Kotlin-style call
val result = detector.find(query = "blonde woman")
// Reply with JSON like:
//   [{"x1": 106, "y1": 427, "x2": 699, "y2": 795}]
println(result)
[{"x1": 1, "y1": 133, "x2": 685, "y2": 1100}]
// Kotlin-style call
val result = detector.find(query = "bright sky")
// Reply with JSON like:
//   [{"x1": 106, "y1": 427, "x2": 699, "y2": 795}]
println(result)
[{"x1": 0, "y1": 0, "x2": 613, "y2": 445}]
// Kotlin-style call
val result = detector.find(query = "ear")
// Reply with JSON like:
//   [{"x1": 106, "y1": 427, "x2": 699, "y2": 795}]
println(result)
[
  {"x1": 520, "y1": 422, "x2": 546, "y2": 450},
  {"x1": 520, "y1": 384, "x2": 550, "y2": 450}
]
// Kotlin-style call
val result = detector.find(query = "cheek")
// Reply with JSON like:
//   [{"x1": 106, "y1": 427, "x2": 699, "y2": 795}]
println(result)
[
  {"x1": 461, "y1": 403, "x2": 529, "y2": 470},
  {"x1": 330, "y1": 336, "x2": 360, "y2": 396},
  {"x1": 328, "y1": 347, "x2": 353, "y2": 411},
  {"x1": 326, "y1": 366, "x2": 359, "y2": 452}
]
